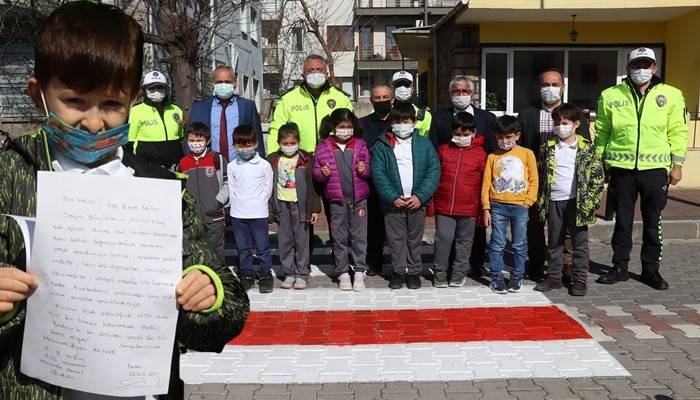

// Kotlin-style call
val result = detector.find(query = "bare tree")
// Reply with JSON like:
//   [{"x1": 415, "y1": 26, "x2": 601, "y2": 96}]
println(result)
[{"x1": 0, "y1": 0, "x2": 253, "y2": 121}]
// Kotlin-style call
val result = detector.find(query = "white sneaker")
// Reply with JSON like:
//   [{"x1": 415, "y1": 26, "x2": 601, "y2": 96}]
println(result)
[
  {"x1": 280, "y1": 276, "x2": 295, "y2": 289},
  {"x1": 293, "y1": 278, "x2": 307, "y2": 290},
  {"x1": 338, "y1": 272, "x2": 352, "y2": 291},
  {"x1": 353, "y1": 272, "x2": 366, "y2": 292}
]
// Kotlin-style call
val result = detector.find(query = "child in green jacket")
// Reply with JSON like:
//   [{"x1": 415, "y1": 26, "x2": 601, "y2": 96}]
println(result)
[{"x1": 370, "y1": 101, "x2": 440, "y2": 290}]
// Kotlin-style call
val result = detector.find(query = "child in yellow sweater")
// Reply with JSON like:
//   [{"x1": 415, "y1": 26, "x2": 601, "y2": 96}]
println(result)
[{"x1": 482, "y1": 115, "x2": 538, "y2": 294}]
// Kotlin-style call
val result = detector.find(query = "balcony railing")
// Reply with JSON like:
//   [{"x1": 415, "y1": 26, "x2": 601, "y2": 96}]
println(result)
[
  {"x1": 263, "y1": 47, "x2": 284, "y2": 74},
  {"x1": 356, "y1": 45, "x2": 407, "y2": 61},
  {"x1": 355, "y1": 0, "x2": 459, "y2": 8}
]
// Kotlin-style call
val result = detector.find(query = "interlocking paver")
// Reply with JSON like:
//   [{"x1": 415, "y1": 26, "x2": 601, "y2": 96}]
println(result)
[
  {"x1": 188, "y1": 241, "x2": 700, "y2": 399},
  {"x1": 224, "y1": 384, "x2": 260, "y2": 400}
]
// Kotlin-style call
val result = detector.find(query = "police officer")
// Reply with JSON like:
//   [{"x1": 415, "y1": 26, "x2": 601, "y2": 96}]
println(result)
[
  {"x1": 267, "y1": 54, "x2": 353, "y2": 154},
  {"x1": 391, "y1": 70, "x2": 432, "y2": 137},
  {"x1": 595, "y1": 47, "x2": 688, "y2": 290},
  {"x1": 127, "y1": 70, "x2": 184, "y2": 168}
]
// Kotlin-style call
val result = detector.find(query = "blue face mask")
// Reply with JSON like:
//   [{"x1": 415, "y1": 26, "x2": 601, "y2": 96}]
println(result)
[
  {"x1": 213, "y1": 83, "x2": 235, "y2": 100},
  {"x1": 236, "y1": 147, "x2": 257, "y2": 161},
  {"x1": 43, "y1": 112, "x2": 129, "y2": 166}
]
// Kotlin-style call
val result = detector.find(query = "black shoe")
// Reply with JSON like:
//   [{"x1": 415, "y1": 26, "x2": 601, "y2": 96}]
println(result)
[
  {"x1": 641, "y1": 272, "x2": 669, "y2": 290},
  {"x1": 258, "y1": 270, "x2": 274, "y2": 294},
  {"x1": 389, "y1": 273, "x2": 405, "y2": 289},
  {"x1": 569, "y1": 280, "x2": 588, "y2": 296},
  {"x1": 366, "y1": 269, "x2": 378, "y2": 277},
  {"x1": 534, "y1": 277, "x2": 563, "y2": 292},
  {"x1": 527, "y1": 272, "x2": 545, "y2": 283},
  {"x1": 406, "y1": 274, "x2": 421, "y2": 290},
  {"x1": 433, "y1": 272, "x2": 448, "y2": 288},
  {"x1": 239, "y1": 271, "x2": 255, "y2": 291},
  {"x1": 596, "y1": 266, "x2": 629, "y2": 284}
]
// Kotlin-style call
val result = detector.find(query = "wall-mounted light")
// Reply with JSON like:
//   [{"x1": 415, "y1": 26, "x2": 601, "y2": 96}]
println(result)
[{"x1": 569, "y1": 14, "x2": 578, "y2": 42}]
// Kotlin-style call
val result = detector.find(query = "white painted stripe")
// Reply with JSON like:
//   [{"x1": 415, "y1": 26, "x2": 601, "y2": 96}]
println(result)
[
  {"x1": 640, "y1": 305, "x2": 677, "y2": 316},
  {"x1": 180, "y1": 340, "x2": 629, "y2": 384},
  {"x1": 247, "y1": 286, "x2": 553, "y2": 311}
]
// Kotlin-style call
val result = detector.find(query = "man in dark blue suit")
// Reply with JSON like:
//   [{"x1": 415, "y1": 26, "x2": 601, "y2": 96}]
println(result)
[
  {"x1": 188, "y1": 66, "x2": 265, "y2": 159},
  {"x1": 429, "y1": 75, "x2": 497, "y2": 278},
  {"x1": 430, "y1": 76, "x2": 498, "y2": 152}
]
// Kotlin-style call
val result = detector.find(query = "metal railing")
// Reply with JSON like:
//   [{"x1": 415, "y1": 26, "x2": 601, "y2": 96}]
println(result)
[
  {"x1": 356, "y1": 45, "x2": 407, "y2": 61},
  {"x1": 355, "y1": 0, "x2": 459, "y2": 8},
  {"x1": 262, "y1": 47, "x2": 284, "y2": 74}
]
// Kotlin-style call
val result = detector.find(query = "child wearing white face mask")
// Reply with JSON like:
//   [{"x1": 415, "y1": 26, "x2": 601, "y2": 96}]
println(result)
[
  {"x1": 177, "y1": 122, "x2": 229, "y2": 258},
  {"x1": 534, "y1": 104, "x2": 604, "y2": 297},
  {"x1": 267, "y1": 123, "x2": 321, "y2": 290},
  {"x1": 371, "y1": 101, "x2": 440, "y2": 290},
  {"x1": 313, "y1": 109, "x2": 372, "y2": 291},
  {"x1": 430, "y1": 112, "x2": 487, "y2": 288}
]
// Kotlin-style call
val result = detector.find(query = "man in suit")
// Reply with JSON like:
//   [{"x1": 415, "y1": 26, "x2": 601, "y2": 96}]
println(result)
[
  {"x1": 189, "y1": 65, "x2": 265, "y2": 159},
  {"x1": 430, "y1": 75, "x2": 498, "y2": 152},
  {"x1": 429, "y1": 75, "x2": 497, "y2": 277},
  {"x1": 517, "y1": 68, "x2": 590, "y2": 282}
]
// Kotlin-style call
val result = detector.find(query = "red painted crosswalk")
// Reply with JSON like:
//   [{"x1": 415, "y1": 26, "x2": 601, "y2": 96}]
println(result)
[{"x1": 230, "y1": 306, "x2": 590, "y2": 346}]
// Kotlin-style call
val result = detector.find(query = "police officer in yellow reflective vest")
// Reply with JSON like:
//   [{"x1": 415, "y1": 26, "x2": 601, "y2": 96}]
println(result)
[
  {"x1": 267, "y1": 55, "x2": 353, "y2": 154},
  {"x1": 595, "y1": 48, "x2": 688, "y2": 290},
  {"x1": 127, "y1": 70, "x2": 184, "y2": 168},
  {"x1": 391, "y1": 70, "x2": 432, "y2": 137}
]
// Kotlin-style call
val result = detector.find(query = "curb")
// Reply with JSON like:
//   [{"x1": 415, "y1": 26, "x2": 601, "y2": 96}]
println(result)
[{"x1": 587, "y1": 219, "x2": 700, "y2": 242}]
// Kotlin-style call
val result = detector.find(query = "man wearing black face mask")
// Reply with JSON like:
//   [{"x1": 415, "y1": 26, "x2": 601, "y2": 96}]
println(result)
[{"x1": 359, "y1": 84, "x2": 394, "y2": 275}]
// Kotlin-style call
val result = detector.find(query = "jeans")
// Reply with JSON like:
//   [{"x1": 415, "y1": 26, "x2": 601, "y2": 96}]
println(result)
[
  {"x1": 489, "y1": 202, "x2": 529, "y2": 279},
  {"x1": 231, "y1": 217, "x2": 271, "y2": 274}
]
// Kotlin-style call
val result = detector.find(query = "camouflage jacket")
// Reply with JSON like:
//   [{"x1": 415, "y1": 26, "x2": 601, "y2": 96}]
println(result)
[
  {"x1": 0, "y1": 130, "x2": 250, "y2": 400},
  {"x1": 536, "y1": 135, "x2": 605, "y2": 226}
]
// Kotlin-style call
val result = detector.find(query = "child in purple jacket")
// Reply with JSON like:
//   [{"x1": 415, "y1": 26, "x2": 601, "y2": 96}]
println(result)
[{"x1": 313, "y1": 109, "x2": 371, "y2": 291}]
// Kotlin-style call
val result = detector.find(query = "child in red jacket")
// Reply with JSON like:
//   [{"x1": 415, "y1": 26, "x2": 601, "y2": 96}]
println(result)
[{"x1": 432, "y1": 112, "x2": 487, "y2": 287}]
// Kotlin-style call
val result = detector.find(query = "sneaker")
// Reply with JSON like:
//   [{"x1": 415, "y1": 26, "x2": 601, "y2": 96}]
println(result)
[
  {"x1": 406, "y1": 274, "x2": 421, "y2": 290},
  {"x1": 433, "y1": 272, "x2": 448, "y2": 288},
  {"x1": 569, "y1": 280, "x2": 587, "y2": 296},
  {"x1": 508, "y1": 276, "x2": 522, "y2": 293},
  {"x1": 449, "y1": 275, "x2": 466, "y2": 287},
  {"x1": 388, "y1": 273, "x2": 404, "y2": 289},
  {"x1": 338, "y1": 272, "x2": 352, "y2": 291},
  {"x1": 534, "y1": 277, "x2": 563, "y2": 292},
  {"x1": 490, "y1": 277, "x2": 508, "y2": 294},
  {"x1": 353, "y1": 272, "x2": 366, "y2": 292},
  {"x1": 258, "y1": 271, "x2": 274, "y2": 294},
  {"x1": 239, "y1": 271, "x2": 255, "y2": 291},
  {"x1": 641, "y1": 271, "x2": 669, "y2": 290},
  {"x1": 293, "y1": 278, "x2": 307, "y2": 290},
  {"x1": 280, "y1": 276, "x2": 295, "y2": 289}
]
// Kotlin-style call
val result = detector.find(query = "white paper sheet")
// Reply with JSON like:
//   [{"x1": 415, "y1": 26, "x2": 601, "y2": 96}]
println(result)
[
  {"x1": 1, "y1": 215, "x2": 35, "y2": 268},
  {"x1": 21, "y1": 172, "x2": 182, "y2": 397}
]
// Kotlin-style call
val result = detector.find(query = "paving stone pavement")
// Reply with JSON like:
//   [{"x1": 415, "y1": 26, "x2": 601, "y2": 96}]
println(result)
[{"x1": 186, "y1": 241, "x2": 700, "y2": 399}]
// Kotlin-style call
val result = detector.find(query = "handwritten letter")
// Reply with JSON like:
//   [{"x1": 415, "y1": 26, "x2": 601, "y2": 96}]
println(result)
[{"x1": 21, "y1": 172, "x2": 182, "y2": 397}]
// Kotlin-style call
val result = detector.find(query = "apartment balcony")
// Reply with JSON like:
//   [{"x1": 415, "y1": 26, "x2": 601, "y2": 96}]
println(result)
[
  {"x1": 354, "y1": 0, "x2": 459, "y2": 16},
  {"x1": 355, "y1": 45, "x2": 417, "y2": 70}
]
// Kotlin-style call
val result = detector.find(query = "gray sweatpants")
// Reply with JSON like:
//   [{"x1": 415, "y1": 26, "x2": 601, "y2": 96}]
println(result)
[
  {"x1": 277, "y1": 201, "x2": 310, "y2": 278},
  {"x1": 330, "y1": 200, "x2": 368, "y2": 275},
  {"x1": 385, "y1": 209, "x2": 426, "y2": 275},
  {"x1": 205, "y1": 220, "x2": 226, "y2": 261},
  {"x1": 547, "y1": 199, "x2": 589, "y2": 282},
  {"x1": 433, "y1": 214, "x2": 476, "y2": 277}
]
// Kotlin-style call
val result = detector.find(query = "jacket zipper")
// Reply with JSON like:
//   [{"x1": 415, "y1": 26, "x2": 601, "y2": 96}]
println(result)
[
  {"x1": 301, "y1": 86, "x2": 320, "y2": 144},
  {"x1": 629, "y1": 80, "x2": 649, "y2": 170},
  {"x1": 449, "y1": 147, "x2": 463, "y2": 214},
  {"x1": 156, "y1": 106, "x2": 169, "y2": 141}
]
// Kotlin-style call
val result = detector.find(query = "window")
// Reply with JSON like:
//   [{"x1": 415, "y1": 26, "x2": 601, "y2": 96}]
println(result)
[
  {"x1": 243, "y1": 76, "x2": 250, "y2": 97},
  {"x1": 358, "y1": 27, "x2": 373, "y2": 60},
  {"x1": 359, "y1": 76, "x2": 374, "y2": 98},
  {"x1": 385, "y1": 25, "x2": 402, "y2": 60},
  {"x1": 253, "y1": 79, "x2": 260, "y2": 99},
  {"x1": 326, "y1": 26, "x2": 354, "y2": 51},
  {"x1": 292, "y1": 27, "x2": 303, "y2": 52},
  {"x1": 481, "y1": 47, "x2": 664, "y2": 114},
  {"x1": 241, "y1": 4, "x2": 248, "y2": 40}
]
